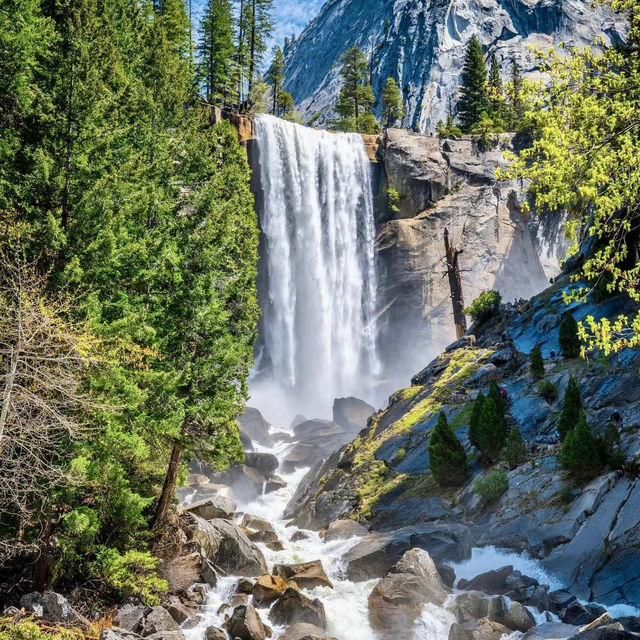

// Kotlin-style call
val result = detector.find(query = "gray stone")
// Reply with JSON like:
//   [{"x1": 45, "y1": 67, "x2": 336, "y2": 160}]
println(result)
[
  {"x1": 242, "y1": 514, "x2": 274, "y2": 532},
  {"x1": 204, "y1": 628, "x2": 228, "y2": 640},
  {"x1": 224, "y1": 605, "x2": 270, "y2": 640},
  {"x1": 332, "y1": 397, "x2": 375, "y2": 431},
  {"x1": 182, "y1": 495, "x2": 237, "y2": 520},
  {"x1": 522, "y1": 623, "x2": 580, "y2": 640},
  {"x1": 455, "y1": 592, "x2": 489, "y2": 623},
  {"x1": 504, "y1": 601, "x2": 536, "y2": 632},
  {"x1": 324, "y1": 519, "x2": 368, "y2": 542},
  {"x1": 101, "y1": 630, "x2": 144, "y2": 640},
  {"x1": 272, "y1": 560, "x2": 333, "y2": 590},
  {"x1": 268, "y1": 589, "x2": 327, "y2": 629},
  {"x1": 20, "y1": 591, "x2": 88, "y2": 627},
  {"x1": 244, "y1": 452, "x2": 279, "y2": 476},
  {"x1": 238, "y1": 407, "x2": 272, "y2": 448},
  {"x1": 145, "y1": 633, "x2": 185, "y2": 640},
  {"x1": 141, "y1": 607, "x2": 178, "y2": 637},
  {"x1": 200, "y1": 557, "x2": 218, "y2": 587},
  {"x1": 277, "y1": 623, "x2": 336, "y2": 640},
  {"x1": 114, "y1": 604, "x2": 147, "y2": 633}
]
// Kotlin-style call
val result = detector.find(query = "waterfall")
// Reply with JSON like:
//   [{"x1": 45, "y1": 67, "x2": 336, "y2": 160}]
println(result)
[{"x1": 251, "y1": 114, "x2": 379, "y2": 422}]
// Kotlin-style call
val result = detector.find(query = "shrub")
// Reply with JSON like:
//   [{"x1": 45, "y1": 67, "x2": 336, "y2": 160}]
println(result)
[
  {"x1": 468, "y1": 391, "x2": 485, "y2": 449},
  {"x1": 395, "y1": 447, "x2": 406, "y2": 462},
  {"x1": 388, "y1": 188, "x2": 401, "y2": 213},
  {"x1": 537, "y1": 380, "x2": 558, "y2": 403},
  {"x1": 464, "y1": 290, "x2": 502, "y2": 323},
  {"x1": 530, "y1": 345, "x2": 545, "y2": 379},
  {"x1": 92, "y1": 548, "x2": 167, "y2": 606},
  {"x1": 560, "y1": 413, "x2": 603, "y2": 483},
  {"x1": 559, "y1": 312, "x2": 581, "y2": 358},
  {"x1": 0, "y1": 619, "x2": 79, "y2": 640},
  {"x1": 557, "y1": 376, "x2": 583, "y2": 441},
  {"x1": 473, "y1": 381, "x2": 508, "y2": 462},
  {"x1": 429, "y1": 412, "x2": 468, "y2": 487},
  {"x1": 597, "y1": 422, "x2": 625, "y2": 470},
  {"x1": 504, "y1": 427, "x2": 527, "y2": 469},
  {"x1": 475, "y1": 470, "x2": 509, "y2": 501}
]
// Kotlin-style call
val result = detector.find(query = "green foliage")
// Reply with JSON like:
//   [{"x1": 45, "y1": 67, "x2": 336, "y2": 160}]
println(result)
[
  {"x1": 388, "y1": 188, "x2": 401, "y2": 213},
  {"x1": 0, "y1": 619, "x2": 81, "y2": 640},
  {"x1": 475, "y1": 470, "x2": 509, "y2": 501},
  {"x1": 474, "y1": 381, "x2": 508, "y2": 462},
  {"x1": 559, "y1": 313, "x2": 581, "y2": 358},
  {"x1": 557, "y1": 376, "x2": 583, "y2": 441},
  {"x1": 92, "y1": 548, "x2": 168, "y2": 605},
  {"x1": 335, "y1": 46, "x2": 375, "y2": 132},
  {"x1": 530, "y1": 345, "x2": 545, "y2": 379},
  {"x1": 537, "y1": 380, "x2": 558, "y2": 403},
  {"x1": 266, "y1": 45, "x2": 285, "y2": 114},
  {"x1": 560, "y1": 413, "x2": 603, "y2": 483},
  {"x1": 504, "y1": 427, "x2": 527, "y2": 469},
  {"x1": 459, "y1": 35, "x2": 490, "y2": 131},
  {"x1": 429, "y1": 412, "x2": 468, "y2": 487},
  {"x1": 597, "y1": 422, "x2": 625, "y2": 469},
  {"x1": 436, "y1": 114, "x2": 464, "y2": 138},
  {"x1": 382, "y1": 77, "x2": 406, "y2": 127},
  {"x1": 464, "y1": 290, "x2": 502, "y2": 323},
  {"x1": 500, "y1": 3, "x2": 640, "y2": 353},
  {"x1": 196, "y1": 0, "x2": 235, "y2": 104},
  {"x1": 470, "y1": 111, "x2": 498, "y2": 148}
]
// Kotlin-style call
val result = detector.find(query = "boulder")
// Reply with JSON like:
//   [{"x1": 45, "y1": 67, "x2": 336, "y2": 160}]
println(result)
[
  {"x1": 268, "y1": 589, "x2": 327, "y2": 629},
  {"x1": 160, "y1": 551, "x2": 202, "y2": 593},
  {"x1": 244, "y1": 452, "x2": 279, "y2": 476},
  {"x1": 522, "y1": 623, "x2": 580, "y2": 640},
  {"x1": 455, "y1": 591, "x2": 489, "y2": 623},
  {"x1": 101, "y1": 631, "x2": 144, "y2": 640},
  {"x1": 146, "y1": 633, "x2": 185, "y2": 640},
  {"x1": 164, "y1": 597, "x2": 196, "y2": 625},
  {"x1": 272, "y1": 560, "x2": 333, "y2": 590},
  {"x1": 242, "y1": 514, "x2": 275, "y2": 532},
  {"x1": 248, "y1": 530, "x2": 281, "y2": 545},
  {"x1": 141, "y1": 607, "x2": 178, "y2": 637},
  {"x1": 266, "y1": 476, "x2": 288, "y2": 494},
  {"x1": 368, "y1": 549, "x2": 448, "y2": 640},
  {"x1": 332, "y1": 397, "x2": 374, "y2": 431},
  {"x1": 290, "y1": 531, "x2": 309, "y2": 542},
  {"x1": 253, "y1": 575, "x2": 289, "y2": 607},
  {"x1": 437, "y1": 564, "x2": 457, "y2": 589},
  {"x1": 239, "y1": 408, "x2": 272, "y2": 447},
  {"x1": 201, "y1": 557, "x2": 218, "y2": 587},
  {"x1": 114, "y1": 605, "x2": 147, "y2": 633},
  {"x1": 458, "y1": 566, "x2": 514, "y2": 594},
  {"x1": 237, "y1": 578, "x2": 255, "y2": 594},
  {"x1": 183, "y1": 495, "x2": 237, "y2": 521},
  {"x1": 504, "y1": 601, "x2": 536, "y2": 632},
  {"x1": 224, "y1": 605, "x2": 271, "y2": 640},
  {"x1": 20, "y1": 592, "x2": 89, "y2": 627},
  {"x1": 564, "y1": 601, "x2": 605, "y2": 626},
  {"x1": 324, "y1": 519, "x2": 368, "y2": 542},
  {"x1": 277, "y1": 623, "x2": 336, "y2": 640},
  {"x1": 204, "y1": 628, "x2": 228, "y2": 640},
  {"x1": 190, "y1": 517, "x2": 267, "y2": 576},
  {"x1": 449, "y1": 619, "x2": 513, "y2": 640},
  {"x1": 568, "y1": 629, "x2": 637, "y2": 640},
  {"x1": 210, "y1": 464, "x2": 267, "y2": 502}
]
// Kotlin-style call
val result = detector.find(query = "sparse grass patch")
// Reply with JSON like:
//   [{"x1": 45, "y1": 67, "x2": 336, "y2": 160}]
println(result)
[{"x1": 475, "y1": 470, "x2": 509, "y2": 501}]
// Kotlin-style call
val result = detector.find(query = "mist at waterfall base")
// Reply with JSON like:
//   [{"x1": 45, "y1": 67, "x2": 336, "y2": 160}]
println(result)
[{"x1": 249, "y1": 115, "x2": 381, "y2": 425}]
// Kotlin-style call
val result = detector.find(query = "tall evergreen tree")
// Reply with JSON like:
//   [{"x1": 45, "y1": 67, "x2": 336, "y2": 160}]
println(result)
[
  {"x1": 488, "y1": 54, "x2": 504, "y2": 122},
  {"x1": 459, "y1": 35, "x2": 489, "y2": 132},
  {"x1": 473, "y1": 381, "x2": 508, "y2": 461},
  {"x1": 197, "y1": 0, "x2": 235, "y2": 105},
  {"x1": 243, "y1": 0, "x2": 274, "y2": 102},
  {"x1": 557, "y1": 376, "x2": 583, "y2": 441},
  {"x1": 559, "y1": 312, "x2": 581, "y2": 358},
  {"x1": 505, "y1": 427, "x2": 527, "y2": 469},
  {"x1": 530, "y1": 345, "x2": 545, "y2": 379},
  {"x1": 429, "y1": 412, "x2": 468, "y2": 487},
  {"x1": 265, "y1": 45, "x2": 285, "y2": 114},
  {"x1": 469, "y1": 391, "x2": 485, "y2": 449},
  {"x1": 560, "y1": 413, "x2": 602, "y2": 483},
  {"x1": 382, "y1": 77, "x2": 405, "y2": 128},
  {"x1": 506, "y1": 58, "x2": 524, "y2": 130},
  {"x1": 335, "y1": 46, "x2": 374, "y2": 131}
]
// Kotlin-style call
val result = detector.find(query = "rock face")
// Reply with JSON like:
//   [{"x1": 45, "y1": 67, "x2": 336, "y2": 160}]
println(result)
[
  {"x1": 284, "y1": 0, "x2": 626, "y2": 132},
  {"x1": 269, "y1": 589, "x2": 327, "y2": 629},
  {"x1": 376, "y1": 130, "x2": 566, "y2": 380},
  {"x1": 272, "y1": 560, "x2": 334, "y2": 590},
  {"x1": 368, "y1": 548, "x2": 449, "y2": 640}
]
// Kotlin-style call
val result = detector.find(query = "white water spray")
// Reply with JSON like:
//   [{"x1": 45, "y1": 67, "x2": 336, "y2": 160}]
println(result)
[{"x1": 251, "y1": 115, "x2": 380, "y2": 423}]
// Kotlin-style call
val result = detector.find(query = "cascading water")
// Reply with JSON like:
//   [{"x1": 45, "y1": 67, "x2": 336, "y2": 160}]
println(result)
[{"x1": 250, "y1": 115, "x2": 380, "y2": 423}]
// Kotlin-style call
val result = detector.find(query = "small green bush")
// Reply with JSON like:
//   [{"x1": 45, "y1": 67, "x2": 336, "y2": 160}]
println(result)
[
  {"x1": 504, "y1": 427, "x2": 527, "y2": 469},
  {"x1": 537, "y1": 380, "x2": 558, "y2": 403},
  {"x1": 429, "y1": 412, "x2": 468, "y2": 487},
  {"x1": 560, "y1": 413, "x2": 603, "y2": 483},
  {"x1": 395, "y1": 447, "x2": 406, "y2": 462},
  {"x1": 559, "y1": 312, "x2": 581, "y2": 358},
  {"x1": 475, "y1": 470, "x2": 509, "y2": 501},
  {"x1": 388, "y1": 188, "x2": 401, "y2": 213},
  {"x1": 530, "y1": 345, "x2": 545, "y2": 379},
  {"x1": 92, "y1": 548, "x2": 167, "y2": 605},
  {"x1": 0, "y1": 618, "x2": 79, "y2": 640},
  {"x1": 464, "y1": 290, "x2": 502, "y2": 323},
  {"x1": 557, "y1": 376, "x2": 583, "y2": 441}
]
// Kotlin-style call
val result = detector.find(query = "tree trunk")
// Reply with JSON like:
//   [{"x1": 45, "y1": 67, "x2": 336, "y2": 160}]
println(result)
[
  {"x1": 152, "y1": 441, "x2": 182, "y2": 528},
  {"x1": 444, "y1": 228, "x2": 467, "y2": 339}
]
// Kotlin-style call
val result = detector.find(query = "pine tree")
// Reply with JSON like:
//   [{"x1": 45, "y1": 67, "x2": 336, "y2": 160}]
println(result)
[
  {"x1": 530, "y1": 345, "x2": 545, "y2": 379},
  {"x1": 505, "y1": 427, "x2": 527, "y2": 469},
  {"x1": 197, "y1": 0, "x2": 235, "y2": 105},
  {"x1": 382, "y1": 77, "x2": 405, "y2": 128},
  {"x1": 459, "y1": 35, "x2": 489, "y2": 132},
  {"x1": 506, "y1": 58, "x2": 524, "y2": 130},
  {"x1": 474, "y1": 380, "x2": 508, "y2": 461},
  {"x1": 429, "y1": 412, "x2": 468, "y2": 487},
  {"x1": 469, "y1": 391, "x2": 485, "y2": 449},
  {"x1": 266, "y1": 45, "x2": 285, "y2": 114},
  {"x1": 243, "y1": 0, "x2": 274, "y2": 102},
  {"x1": 557, "y1": 376, "x2": 583, "y2": 441},
  {"x1": 335, "y1": 46, "x2": 374, "y2": 131},
  {"x1": 560, "y1": 413, "x2": 602, "y2": 483},
  {"x1": 559, "y1": 313, "x2": 581, "y2": 358},
  {"x1": 487, "y1": 54, "x2": 504, "y2": 126}
]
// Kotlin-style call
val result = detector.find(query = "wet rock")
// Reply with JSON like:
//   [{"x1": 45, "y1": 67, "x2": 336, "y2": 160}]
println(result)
[
  {"x1": 183, "y1": 496, "x2": 237, "y2": 521},
  {"x1": 612, "y1": 618, "x2": 640, "y2": 633},
  {"x1": 458, "y1": 566, "x2": 514, "y2": 594},
  {"x1": 224, "y1": 604, "x2": 271, "y2": 640},
  {"x1": 165, "y1": 597, "x2": 196, "y2": 625},
  {"x1": 272, "y1": 560, "x2": 333, "y2": 590},
  {"x1": 200, "y1": 557, "x2": 218, "y2": 587},
  {"x1": 238, "y1": 408, "x2": 272, "y2": 448},
  {"x1": 344, "y1": 523, "x2": 471, "y2": 581},
  {"x1": 504, "y1": 601, "x2": 536, "y2": 632},
  {"x1": 210, "y1": 464, "x2": 267, "y2": 503},
  {"x1": 160, "y1": 551, "x2": 203, "y2": 593},
  {"x1": 101, "y1": 630, "x2": 144, "y2": 640},
  {"x1": 183, "y1": 583, "x2": 208, "y2": 606},
  {"x1": 455, "y1": 591, "x2": 489, "y2": 623},
  {"x1": 242, "y1": 514, "x2": 275, "y2": 532},
  {"x1": 253, "y1": 575, "x2": 290, "y2": 607},
  {"x1": 290, "y1": 531, "x2": 309, "y2": 542},
  {"x1": 368, "y1": 548, "x2": 448, "y2": 640},
  {"x1": 269, "y1": 589, "x2": 327, "y2": 629},
  {"x1": 449, "y1": 619, "x2": 512, "y2": 640},
  {"x1": 237, "y1": 578, "x2": 255, "y2": 594},
  {"x1": 20, "y1": 592, "x2": 89, "y2": 627},
  {"x1": 267, "y1": 541, "x2": 285, "y2": 552},
  {"x1": 564, "y1": 601, "x2": 605, "y2": 625},
  {"x1": 248, "y1": 530, "x2": 281, "y2": 545},
  {"x1": 487, "y1": 597, "x2": 507, "y2": 624},
  {"x1": 114, "y1": 605, "x2": 147, "y2": 633},
  {"x1": 568, "y1": 628, "x2": 637, "y2": 640},
  {"x1": 549, "y1": 590, "x2": 578, "y2": 614},
  {"x1": 204, "y1": 628, "x2": 228, "y2": 640},
  {"x1": 437, "y1": 564, "x2": 456, "y2": 589},
  {"x1": 324, "y1": 519, "x2": 368, "y2": 542},
  {"x1": 146, "y1": 632, "x2": 185, "y2": 640},
  {"x1": 527, "y1": 585, "x2": 552, "y2": 613},
  {"x1": 266, "y1": 476, "x2": 288, "y2": 494},
  {"x1": 244, "y1": 452, "x2": 279, "y2": 476},
  {"x1": 141, "y1": 607, "x2": 178, "y2": 637},
  {"x1": 522, "y1": 622, "x2": 580, "y2": 640},
  {"x1": 190, "y1": 517, "x2": 267, "y2": 576},
  {"x1": 332, "y1": 397, "x2": 375, "y2": 431},
  {"x1": 277, "y1": 623, "x2": 336, "y2": 640}
]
